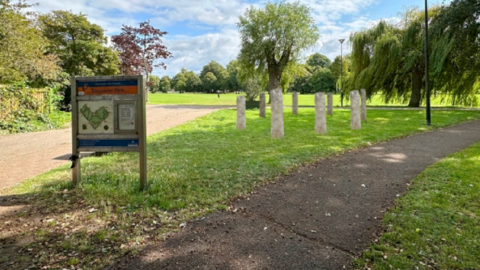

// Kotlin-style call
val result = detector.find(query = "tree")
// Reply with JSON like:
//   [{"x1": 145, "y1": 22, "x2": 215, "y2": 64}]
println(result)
[
  {"x1": 244, "y1": 77, "x2": 262, "y2": 101},
  {"x1": 184, "y1": 71, "x2": 202, "y2": 92},
  {"x1": 111, "y1": 21, "x2": 172, "y2": 101},
  {"x1": 40, "y1": 10, "x2": 119, "y2": 77},
  {"x1": 148, "y1": 75, "x2": 160, "y2": 93},
  {"x1": 202, "y1": 72, "x2": 217, "y2": 92},
  {"x1": 200, "y1": 61, "x2": 228, "y2": 91},
  {"x1": 226, "y1": 60, "x2": 242, "y2": 92},
  {"x1": 308, "y1": 68, "x2": 335, "y2": 93},
  {"x1": 330, "y1": 56, "x2": 343, "y2": 91},
  {"x1": 172, "y1": 72, "x2": 187, "y2": 93},
  {"x1": 159, "y1": 76, "x2": 171, "y2": 93},
  {"x1": 306, "y1": 53, "x2": 331, "y2": 71},
  {"x1": 349, "y1": 8, "x2": 442, "y2": 107},
  {"x1": 430, "y1": 0, "x2": 480, "y2": 105},
  {"x1": 0, "y1": 1, "x2": 60, "y2": 84},
  {"x1": 237, "y1": 1, "x2": 319, "y2": 97}
]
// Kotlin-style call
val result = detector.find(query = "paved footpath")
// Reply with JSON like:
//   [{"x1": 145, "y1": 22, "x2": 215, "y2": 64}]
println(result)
[
  {"x1": 111, "y1": 119, "x2": 480, "y2": 270},
  {"x1": 0, "y1": 105, "x2": 229, "y2": 190}
]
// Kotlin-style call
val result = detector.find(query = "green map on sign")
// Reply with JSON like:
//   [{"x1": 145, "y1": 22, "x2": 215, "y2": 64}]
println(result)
[{"x1": 80, "y1": 104, "x2": 110, "y2": 129}]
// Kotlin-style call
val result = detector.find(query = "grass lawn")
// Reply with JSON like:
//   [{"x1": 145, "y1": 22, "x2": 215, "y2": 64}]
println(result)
[
  {"x1": 149, "y1": 92, "x2": 480, "y2": 108},
  {"x1": 354, "y1": 142, "x2": 480, "y2": 269},
  {"x1": 2, "y1": 109, "x2": 480, "y2": 269}
]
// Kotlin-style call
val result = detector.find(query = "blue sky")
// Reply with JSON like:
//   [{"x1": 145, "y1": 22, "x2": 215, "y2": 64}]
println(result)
[{"x1": 32, "y1": 0, "x2": 450, "y2": 78}]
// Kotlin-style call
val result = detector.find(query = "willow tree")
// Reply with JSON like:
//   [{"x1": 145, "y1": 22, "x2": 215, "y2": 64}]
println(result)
[
  {"x1": 237, "y1": 1, "x2": 319, "y2": 96},
  {"x1": 350, "y1": 8, "x2": 440, "y2": 107},
  {"x1": 430, "y1": 0, "x2": 480, "y2": 106}
]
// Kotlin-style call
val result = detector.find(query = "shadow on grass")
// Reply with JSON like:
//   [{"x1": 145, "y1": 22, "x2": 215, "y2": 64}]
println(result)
[
  {"x1": 104, "y1": 111, "x2": 480, "y2": 270},
  {"x1": 1, "y1": 108, "x2": 480, "y2": 269}
]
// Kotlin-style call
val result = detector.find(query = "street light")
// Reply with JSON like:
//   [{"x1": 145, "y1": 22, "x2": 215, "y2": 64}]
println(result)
[
  {"x1": 339, "y1": 38, "x2": 345, "y2": 107},
  {"x1": 424, "y1": 0, "x2": 431, "y2": 125}
]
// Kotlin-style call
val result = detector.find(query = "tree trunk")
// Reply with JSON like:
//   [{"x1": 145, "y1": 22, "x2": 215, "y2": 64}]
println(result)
[
  {"x1": 408, "y1": 69, "x2": 423, "y2": 107},
  {"x1": 267, "y1": 65, "x2": 282, "y2": 104}
]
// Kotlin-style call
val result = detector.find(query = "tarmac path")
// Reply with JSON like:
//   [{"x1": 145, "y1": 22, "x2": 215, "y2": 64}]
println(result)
[
  {"x1": 110, "y1": 119, "x2": 480, "y2": 270},
  {"x1": 0, "y1": 105, "x2": 230, "y2": 190}
]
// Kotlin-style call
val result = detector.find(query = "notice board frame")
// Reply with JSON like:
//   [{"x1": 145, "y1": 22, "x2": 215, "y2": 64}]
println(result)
[{"x1": 71, "y1": 75, "x2": 147, "y2": 190}]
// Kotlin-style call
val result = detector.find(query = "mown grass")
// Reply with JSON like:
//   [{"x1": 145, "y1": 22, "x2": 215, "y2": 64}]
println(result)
[
  {"x1": 9, "y1": 109, "x2": 480, "y2": 210},
  {"x1": 354, "y1": 142, "x2": 480, "y2": 269},
  {"x1": 148, "y1": 92, "x2": 480, "y2": 108},
  {"x1": 2, "y1": 109, "x2": 480, "y2": 269}
]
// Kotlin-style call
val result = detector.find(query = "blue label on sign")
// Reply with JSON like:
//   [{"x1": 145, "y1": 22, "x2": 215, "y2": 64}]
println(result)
[
  {"x1": 78, "y1": 139, "x2": 139, "y2": 147},
  {"x1": 77, "y1": 80, "x2": 138, "y2": 87}
]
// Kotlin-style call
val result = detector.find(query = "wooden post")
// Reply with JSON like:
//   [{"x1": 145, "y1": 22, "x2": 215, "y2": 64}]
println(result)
[
  {"x1": 292, "y1": 92, "x2": 298, "y2": 115},
  {"x1": 327, "y1": 92, "x2": 333, "y2": 116},
  {"x1": 350, "y1": 90, "x2": 361, "y2": 130},
  {"x1": 139, "y1": 76, "x2": 147, "y2": 191},
  {"x1": 71, "y1": 77, "x2": 80, "y2": 186},
  {"x1": 315, "y1": 92, "x2": 327, "y2": 134},
  {"x1": 237, "y1": 96, "x2": 246, "y2": 130},
  {"x1": 361, "y1": 89, "x2": 367, "y2": 122},
  {"x1": 260, "y1": 93, "x2": 266, "y2": 118},
  {"x1": 271, "y1": 89, "x2": 284, "y2": 139}
]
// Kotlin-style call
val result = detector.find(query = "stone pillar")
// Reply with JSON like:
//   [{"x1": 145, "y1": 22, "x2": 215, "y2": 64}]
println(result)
[
  {"x1": 236, "y1": 96, "x2": 246, "y2": 130},
  {"x1": 315, "y1": 92, "x2": 327, "y2": 134},
  {"x1": 292, "y1": 92, "x2": 298, "y2": 115},
  {"x1": 327, "y1": 92, "x2": 333, "y2": 116},
  {"x1": 271, "y1": 89, "x2": 284, "y2": 138},
  {"x1": 350, "y1": 90, "x2": 361, "y2": 130},
  {"x1": 259, "y1": 93, "x2": 266, "y2": 118},
  {"x1": 361, "y1": 89, "x2": 367, "y2": 122}
]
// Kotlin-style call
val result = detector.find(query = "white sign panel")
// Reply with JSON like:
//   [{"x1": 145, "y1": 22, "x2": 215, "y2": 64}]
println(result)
[
  {"x1": 118, "y1": 103, "x2": 136, "y2": 130},
  {"x1": 78, "y1": 100, "x2": 114, "y2": 134}
]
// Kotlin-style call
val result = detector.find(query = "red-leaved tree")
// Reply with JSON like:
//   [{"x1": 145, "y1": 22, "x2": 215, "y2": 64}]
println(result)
[{"x1": 111, "y1": 21, "x2": 172, "y2": 101}]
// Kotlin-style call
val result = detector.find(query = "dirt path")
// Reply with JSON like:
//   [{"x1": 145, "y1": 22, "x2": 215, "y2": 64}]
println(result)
[
  {"x1": 111, "y1": 119, "x2": 480, "y2": 270},
  {"x1": 0, "y1": 105, "x2": 230, "y2": 190}
]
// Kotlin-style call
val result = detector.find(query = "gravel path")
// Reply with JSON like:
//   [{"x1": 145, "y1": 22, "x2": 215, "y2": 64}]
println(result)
[
  {"x1": 0, "y1": 105, "x2": 230, "y2": 190},
  {"x1": 111, "y1": 119, "x2": 480, "y2": 270}
]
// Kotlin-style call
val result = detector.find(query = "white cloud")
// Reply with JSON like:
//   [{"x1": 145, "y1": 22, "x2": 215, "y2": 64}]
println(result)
[
  {"x1": 31, "y1": 0, "x2": 401, "y2": 77},
  {"x1": 158, "y1": 29, "x2": 241, "y2": 77}
]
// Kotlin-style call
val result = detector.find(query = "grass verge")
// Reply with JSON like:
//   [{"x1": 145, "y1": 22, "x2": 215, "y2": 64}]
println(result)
[
  {"x1": 354, "y1": 143, "x2": 480, "y2": 269},
  {"x1": 1, "y1": 109, "x2": 480, "y2": 269}
]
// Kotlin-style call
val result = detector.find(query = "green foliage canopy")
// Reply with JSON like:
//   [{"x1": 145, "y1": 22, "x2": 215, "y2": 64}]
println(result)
[
  {"x1": 237, "y1": 1, "x2": 319, "y2": 93},
  {"x1": 200, "y1": 60, "x2": 228, "y2": 91},
  {"x1": 0, "y1": 1, "x2": 60, "y2": 84},
  {"x1": 159, "y1": 76, "x2": 171, "y2": 93},
  {"x1": 430, "y1": 0, "x2": 480, "y2": 105},
  {"x1": 39, "y1": 10, "x2": 119, "y2": 77}
]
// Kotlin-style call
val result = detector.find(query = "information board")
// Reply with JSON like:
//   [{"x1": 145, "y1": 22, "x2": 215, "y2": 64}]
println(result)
[{"x1": 71, "y1": 76, "x2": 147, "y2": 190}]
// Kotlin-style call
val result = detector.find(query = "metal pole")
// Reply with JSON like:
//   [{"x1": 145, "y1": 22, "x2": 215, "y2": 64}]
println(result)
[
  {"x1": 425, "y1": 0, "x2": 431, "y2": 125},
  {"x1": 339, "y1": 39, "x2": 345, "y2": 107}
]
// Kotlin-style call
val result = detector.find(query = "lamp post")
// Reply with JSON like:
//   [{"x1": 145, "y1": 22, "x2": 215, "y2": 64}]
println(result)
[
  {"x1": 339, "y1": 38, "x2": 345, "y2": 107},
  {"x1": 424, "y1": 0, "x2": 431, "y2": 125}
]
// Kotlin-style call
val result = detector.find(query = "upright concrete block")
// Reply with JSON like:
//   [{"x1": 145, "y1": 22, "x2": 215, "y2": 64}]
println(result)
[
  {"x1": 315, "y1": 93, "x2": 327, "y2": 134},
  {"x1": 350, "y1": 90, "x2": 361, "y2": 130},
  {"x1": 260, "y1": 93, "x2": 266, "y2": 118},
  {"x1": 361, "y1": 89, "x2": 367, "y2": 122},
  {"x1": 236, "y1": 96, "x2": 246, "y2": 130},
  {"x1": 292, "y1": 92, "x2": 298, "y2": 115},
  {"x1": 271, "y1": 89, "x2": 284, "y2": 139},
  {"x1": 327, "y1": 92, "x2": 333, "y2": 116}
]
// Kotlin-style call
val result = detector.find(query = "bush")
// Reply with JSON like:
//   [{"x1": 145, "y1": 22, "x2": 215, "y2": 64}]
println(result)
[{"x1": 244, "y1": 78, "x2": 262, "y2": 101}]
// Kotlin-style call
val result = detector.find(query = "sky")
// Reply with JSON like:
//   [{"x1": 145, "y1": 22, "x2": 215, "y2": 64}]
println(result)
[{"x1": 30, "y1": 0, "x2": 450, "y2": 78}]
